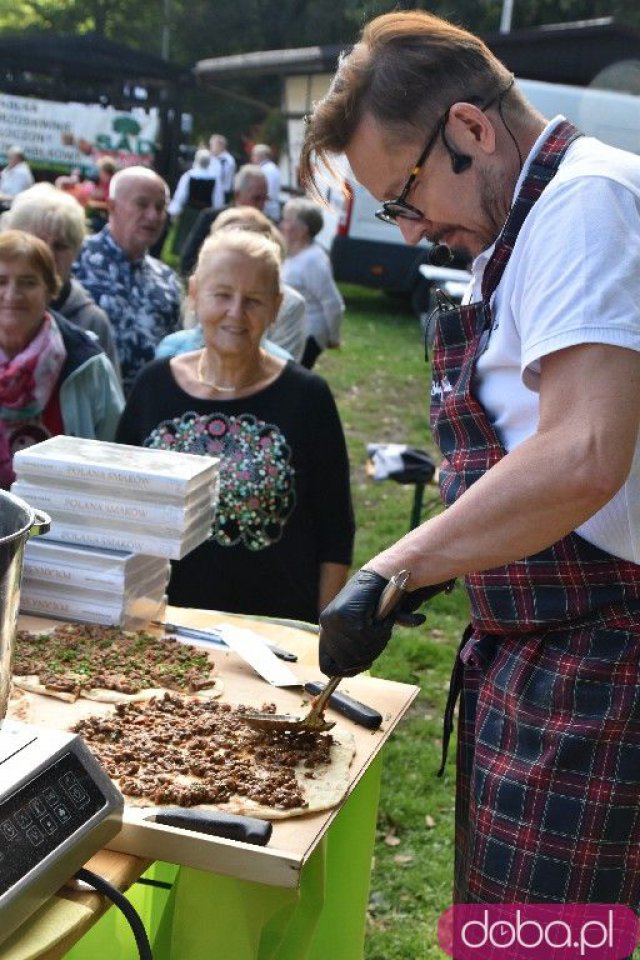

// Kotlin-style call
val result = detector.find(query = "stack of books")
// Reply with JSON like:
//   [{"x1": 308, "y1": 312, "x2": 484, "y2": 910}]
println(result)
[
  {"x1": 20, "y1": 541, "x2": 171, "y2": 630},
  {"x1": 12, "y1": 436, "x2": 219, "y2": 628}
]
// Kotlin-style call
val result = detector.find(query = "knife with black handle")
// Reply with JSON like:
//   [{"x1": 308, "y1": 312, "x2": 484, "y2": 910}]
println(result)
[
  {"x1": 147, "y1": 808, "x2": 273, "y2": 846},
  {"x1": 303, "y1": 681, "x2": 383, "y2": 730}
]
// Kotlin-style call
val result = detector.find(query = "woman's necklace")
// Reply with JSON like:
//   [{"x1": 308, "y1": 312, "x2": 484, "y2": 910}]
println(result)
[{"x1": 196, "y1": 350, "x2": 263, "y2": 394}]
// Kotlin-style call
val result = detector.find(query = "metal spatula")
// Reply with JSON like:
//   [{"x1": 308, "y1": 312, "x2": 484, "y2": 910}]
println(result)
[{"x1": 245, "y1": 570, "x2": 410, "y2": 733}]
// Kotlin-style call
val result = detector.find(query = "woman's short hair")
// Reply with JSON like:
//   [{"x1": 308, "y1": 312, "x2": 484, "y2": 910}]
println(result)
[
  {"x1": 0, "y1": 230, "x2": 61, "y2": 299},
  {"x1": 195, "y1": 229, "x2": 282, "y2": 294},
  {"x1": 282, "y1": 198, "x2": 324, "y2": 239},
  {"x1": 1, "y1": 182, "x2": 86, "y2": 252},
  {"x1": 212, "y1": 206, "x2": 286, "y2": 260},
  {"x1": 300, "y1": 10, "x2": 515, "y2": 191}
]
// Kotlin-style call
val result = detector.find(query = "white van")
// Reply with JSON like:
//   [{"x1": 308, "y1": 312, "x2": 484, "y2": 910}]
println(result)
[
  {"x1": 316, "y1": 79, "x2": 640, "y2": 308},
  {"x1": 314, "y1": 162, "x2": 437, "y2": 312},
  {"x1": 316, "y1": 171, "x2": 439, "y2": 312}
]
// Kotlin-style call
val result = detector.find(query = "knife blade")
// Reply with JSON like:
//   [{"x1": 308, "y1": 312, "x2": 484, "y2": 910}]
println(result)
[
  {"x1": 146, "y1": 807, "x2": 272, "y2": 846},
  {"x1": 216, "y1": 625, "x2": 303, "y2": 685},
  {"x1": 156, "y1": 620, "x2": 298, "y2": 662},
  {"x1": 160, "y1": 623, "x2": 382, "y2": 729},
  {"x1": 164, "y1": 620, "x2": 305, "y2": 686}
]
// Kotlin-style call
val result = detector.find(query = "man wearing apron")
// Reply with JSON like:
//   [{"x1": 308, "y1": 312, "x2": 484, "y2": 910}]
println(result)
[{"x1": 300, "y1": 12, "x2": 640, "y2": 907}]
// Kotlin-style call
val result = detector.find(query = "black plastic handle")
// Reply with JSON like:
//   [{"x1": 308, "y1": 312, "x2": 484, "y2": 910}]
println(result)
[
  {"x1": 268, "y1": 645, "x2": 298, "y2": 663},
  {"x1": 149, "y1": 808, "x2": 273, "y2": 846},
  {"x1": 304, "y1": 681, "x2": 383, "y2": 730}
]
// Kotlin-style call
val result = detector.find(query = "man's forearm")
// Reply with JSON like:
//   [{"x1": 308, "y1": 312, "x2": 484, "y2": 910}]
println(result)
[
  {"x1": 369, "y1": 343, "x2": 640, "y2": 589},
  {"x1": 367, "y1": 431, "x2": 616, "y2": 588}
]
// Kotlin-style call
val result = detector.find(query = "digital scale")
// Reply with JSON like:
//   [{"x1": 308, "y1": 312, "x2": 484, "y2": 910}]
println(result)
[{"x1": 0, "y1": 719, "x2": 123, "y2": 946}]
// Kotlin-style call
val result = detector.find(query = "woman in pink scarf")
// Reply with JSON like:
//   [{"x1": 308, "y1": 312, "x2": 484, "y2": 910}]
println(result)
[{"x1": 0, "y1": 230, "x2": 123, "y2": 488}]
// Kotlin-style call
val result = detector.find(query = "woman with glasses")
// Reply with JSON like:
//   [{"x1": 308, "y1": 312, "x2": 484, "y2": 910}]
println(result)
[{"x1": 299, "y1": 9, "x2": 640, "y2": 916}]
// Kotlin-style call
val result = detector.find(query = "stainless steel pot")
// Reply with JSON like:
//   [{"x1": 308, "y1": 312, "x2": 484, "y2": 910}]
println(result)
[{"x1": 0, "y1": 492, "x2": 50, "y2": 722}]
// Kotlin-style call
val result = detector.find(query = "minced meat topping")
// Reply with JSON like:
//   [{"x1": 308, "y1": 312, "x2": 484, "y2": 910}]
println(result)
[
  {"x1": 14, "y1": 623, "x2": 216, "y2": 696},
  {"x1": 73, "y1": 692, "x2": 334, "y2": 810}
]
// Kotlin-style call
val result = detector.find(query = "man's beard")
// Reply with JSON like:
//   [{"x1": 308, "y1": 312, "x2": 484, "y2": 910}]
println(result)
[
  {"x1": 476, "y1": 163, "x2": 512, "y2": 255},
  {"x1": 432, "y1": 165, "x2": 510, "y2": 262}
]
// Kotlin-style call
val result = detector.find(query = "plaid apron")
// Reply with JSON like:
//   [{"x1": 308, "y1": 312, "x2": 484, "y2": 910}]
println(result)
[{"x1": 430, "y1": 120, "x2": 640, "y2": 905}]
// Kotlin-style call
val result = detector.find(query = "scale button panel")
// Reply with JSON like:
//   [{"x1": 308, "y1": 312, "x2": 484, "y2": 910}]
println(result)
[
  {"x1": 1, "y1": 821, "x2": 18, "y2": 842},
  {"x1": 25, "y1": 825, "x2": 44, "y2": 847},
  {"x1": 14, "y1": 809, "x2": 33, "y2": 830},
  {"x1": 60, "y1": 773, "x2": 90, "y2": 809},
  {"x1": 0, "y1": 752, "x2": 107, "y2": 896},
  {"x1": 29, "y1": 798, "x2": 47, "y2": 819}
]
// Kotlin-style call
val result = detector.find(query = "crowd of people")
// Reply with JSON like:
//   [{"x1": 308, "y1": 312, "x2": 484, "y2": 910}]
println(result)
[{"x1": 0, "y1": 133, "x2": 349, "y2": 623}]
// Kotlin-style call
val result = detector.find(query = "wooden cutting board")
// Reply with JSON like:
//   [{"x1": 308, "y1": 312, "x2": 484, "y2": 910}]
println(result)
[{"x1": 11, "y1": 610, "x2": 420, "y2": 888}]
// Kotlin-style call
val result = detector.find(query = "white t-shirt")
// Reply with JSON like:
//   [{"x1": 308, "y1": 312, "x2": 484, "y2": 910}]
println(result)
[
  {"x1": 0, "y1": 160, "x2": 34, "y2": 197},
  {"x1": 282, "y1": 244, "x2": 344, "y2": 350},
  {"x1": 259, "y1": 159, "x2": 281, "y2": 222},
  {"x1": 467, "y1": 118, "x2": 640, "y2": 563},
  {"x1": 204, "y1": 156, "x2": 225, "y2": 209},
  {"x1": 269, "y1": 284, "x2": 306, "y2": 362},
  {"x1": 216, "y1": 150, "x2": 237, "y2": 199}
]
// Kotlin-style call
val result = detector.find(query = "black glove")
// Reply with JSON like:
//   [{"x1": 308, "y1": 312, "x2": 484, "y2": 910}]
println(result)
[
  {"x1": 319, "y1": 569, "x2": 455, "y2": 677},
  {"x1": 394, "y1": 580, "x2": 456, "y2": 627}
]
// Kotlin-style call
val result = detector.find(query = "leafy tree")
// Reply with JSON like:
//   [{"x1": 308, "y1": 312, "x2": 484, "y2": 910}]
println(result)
[
  {"x1": 2, "y1": 0, "x2": 639, "y2": 60},
  {"x1": 2, "y1": 0, "x2": 639, "y2": 167},
  {"x1": 0, "y1": 0, "x2": 160, "y2": 39}
]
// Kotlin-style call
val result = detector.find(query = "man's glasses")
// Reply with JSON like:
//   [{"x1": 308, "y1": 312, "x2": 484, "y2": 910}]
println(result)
[
  {"x1": 375, "y1": 79, "x2": 514, "y2": 226},
  {"x1": 375, "y1": 113, "x2": 447, "y2": 226}
]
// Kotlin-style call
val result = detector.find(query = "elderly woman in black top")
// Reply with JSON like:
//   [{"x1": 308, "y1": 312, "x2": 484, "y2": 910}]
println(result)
[{"x1": 117, "y1": 229, "x2": 354, "y2": 623}]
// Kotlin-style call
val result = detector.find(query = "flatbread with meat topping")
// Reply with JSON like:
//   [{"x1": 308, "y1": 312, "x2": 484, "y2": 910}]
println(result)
[
  {"x1": 13, "y1": 623, "x2": 222, "y2": 704},
  {"x1": 73, "y1": 692, "x2": 356, "y2": 819}
]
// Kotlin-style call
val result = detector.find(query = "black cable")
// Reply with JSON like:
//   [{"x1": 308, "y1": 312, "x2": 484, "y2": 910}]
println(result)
[
  {"x1": 498, "y1": 80, "x2": 524, "y2": 173},
  {"x1": 74, "y1": 867, "x2": 153, "y2": 960}
]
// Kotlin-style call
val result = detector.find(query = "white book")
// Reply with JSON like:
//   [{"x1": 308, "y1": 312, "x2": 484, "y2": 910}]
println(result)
[
  {"x1": 12, "y1": 481, "x2": 215, "y2": 533},
  {"x1": 22, "y1": 556, "x2": 170, "y2": 596},
  {"x1": 21, "y1": 569, "x2": 169, "y2": 607},
  {"x1": 19, "y1": 590, "x2": 167, "y2": 630},
  {"x1": 40, "y1": 515, "x2": 212, "y2": 560},
  {"x1": 13, "y1": 436, "x2": 218, "y2": 500},
  {"x1": 23, "y1": 540, "x2": 166, "y2": 580}
]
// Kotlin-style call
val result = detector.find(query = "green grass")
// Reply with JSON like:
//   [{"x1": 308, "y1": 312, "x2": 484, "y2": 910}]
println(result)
[{"x1": 313, "y1": 285, "x2": 470, "y2": 960}]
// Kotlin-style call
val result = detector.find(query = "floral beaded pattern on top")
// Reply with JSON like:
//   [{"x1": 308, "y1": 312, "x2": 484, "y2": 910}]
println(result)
[{"x1": 143, "y1": 411, "x2": 296, "y2": 550}]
